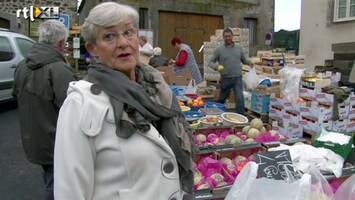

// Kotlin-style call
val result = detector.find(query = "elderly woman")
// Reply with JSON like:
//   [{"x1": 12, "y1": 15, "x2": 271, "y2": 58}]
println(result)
[
  {"x1": 148, "y1": 47, "x2": 170, "y2": 67},
  {"x1": 170, "y1": 37, "x2": 203, "y2": 85},
  {"x1": 54, "y1": 2, "x2": 194, "y2": 200}
]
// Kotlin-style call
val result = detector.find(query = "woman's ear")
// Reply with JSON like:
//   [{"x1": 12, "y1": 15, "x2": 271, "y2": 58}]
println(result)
[{"x1": 85, "y1": 42, "x2": 97, "y2": 57}]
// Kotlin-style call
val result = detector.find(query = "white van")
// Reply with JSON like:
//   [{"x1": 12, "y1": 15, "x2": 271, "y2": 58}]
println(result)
[{"x1": 0, "y1": 28, "x2": 35, "y2": 103}]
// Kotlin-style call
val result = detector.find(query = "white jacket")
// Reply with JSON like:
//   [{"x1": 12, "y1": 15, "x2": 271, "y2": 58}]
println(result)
[{"x1": 54, "y1": 80, "x2": 186, "y2": 200}]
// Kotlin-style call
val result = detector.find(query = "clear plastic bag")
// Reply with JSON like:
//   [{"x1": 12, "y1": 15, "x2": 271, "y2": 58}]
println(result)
[
  {"x1": 185, "y1": 79, "x2": 197, "y2": 94},
  {"x1": 245, "y1": 68, "x2": 259, "y2": 91},
  {"x1": 278, "y1": 66, "x2": 305, "y2": 102},
  {"x1": 308, "y1": 167, "x2": 334, "y2": 200},
  {"x1": 332, "y1": 173, "x2": 355, "y2": 200},
  {"x1": 225, "y1": 162, "x2": 312, "y2": 200}
]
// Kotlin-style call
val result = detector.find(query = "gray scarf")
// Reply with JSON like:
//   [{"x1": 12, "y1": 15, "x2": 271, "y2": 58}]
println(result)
[{"x1": 87, "y1": 63, "x2": 194, "y2": 194}]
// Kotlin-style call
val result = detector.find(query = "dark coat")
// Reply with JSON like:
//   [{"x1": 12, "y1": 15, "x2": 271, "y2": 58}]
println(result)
[
  {"x1": 12, "y1": 43, "x2": 77, "y2": 165},
  {"x1": 149, "y1": 55, "x2": 170, "y2": 68}
]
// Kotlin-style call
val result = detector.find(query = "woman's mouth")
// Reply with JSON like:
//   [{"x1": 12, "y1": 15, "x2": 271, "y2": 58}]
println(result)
[{"x1": 118, "y1": 53, "x2": 131, "y2": 58}]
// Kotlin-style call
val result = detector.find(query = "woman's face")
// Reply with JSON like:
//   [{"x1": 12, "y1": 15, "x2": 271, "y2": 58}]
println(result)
[{"x1": 88, "y1": 19, "x2": 140, "y2": 76}]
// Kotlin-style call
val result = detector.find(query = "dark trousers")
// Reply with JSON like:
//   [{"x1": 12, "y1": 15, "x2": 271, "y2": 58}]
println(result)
[
  {"x1": 41, "y1": 164, "x2": 54, "y2": 200},
  {"x1": 218, "y1": 76, "x2": 246, "y2": 115}
]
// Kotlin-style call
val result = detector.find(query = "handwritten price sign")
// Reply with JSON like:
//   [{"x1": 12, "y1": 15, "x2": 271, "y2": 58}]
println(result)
[{"x1": 255, "y1": 150, "x2": 295, "y2": 180}]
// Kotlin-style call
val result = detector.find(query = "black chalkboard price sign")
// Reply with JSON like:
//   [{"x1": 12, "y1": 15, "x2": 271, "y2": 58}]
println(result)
[{"x1": 255, "y1": 149, "x2": 295, "y2": 180}]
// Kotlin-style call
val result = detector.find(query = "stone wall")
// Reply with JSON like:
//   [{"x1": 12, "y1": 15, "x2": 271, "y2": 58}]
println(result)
[
  {"x1": 0, "y1": 0, "x2": 77, "y2": 37},
  {"x1": 78, "y1": 0, "x2": 274, "y2": 57}
]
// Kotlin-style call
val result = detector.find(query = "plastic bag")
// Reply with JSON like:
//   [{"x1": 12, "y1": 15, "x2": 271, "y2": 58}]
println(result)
[
  {"x1": 278, "y1": 66, "x2": 305, "y2": 102},
  {"x1": 308, "y1": 167, "x2": 334, "y2": 200},
  {"x1": 245, "y1": 68, "x2": 259, "y2": 91},
  {"x1": 332, "y1": 173, "x2": 355, "y2": 200},
  {"x1": 225, "y1": 162, "x2": 311, "y2": 200},
  {"x1": 185, "y1": 79, "x2": 197, "y2": 94}
]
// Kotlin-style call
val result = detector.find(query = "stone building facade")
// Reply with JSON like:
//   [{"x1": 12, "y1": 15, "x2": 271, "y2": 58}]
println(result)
[{"x1": 78, "y1": 0, "x2": 275, "y2": 59}]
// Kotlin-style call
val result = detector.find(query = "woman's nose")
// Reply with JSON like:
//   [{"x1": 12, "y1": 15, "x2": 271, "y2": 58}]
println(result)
[{"x1": 116, "y1": 35, "x2": 129, "y2": 47}]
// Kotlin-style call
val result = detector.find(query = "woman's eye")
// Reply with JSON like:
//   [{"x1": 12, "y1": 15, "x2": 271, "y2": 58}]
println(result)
[
  {"x1": 104, "y1": 33, "x2": 117, "y2": 41},
  {"x1": 123, "y1": 29, "x2": 134, "y2": 37}
]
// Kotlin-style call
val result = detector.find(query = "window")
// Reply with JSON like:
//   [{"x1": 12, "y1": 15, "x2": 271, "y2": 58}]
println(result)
[
  {"x1": 244, "y1": 18, "x2": 257, "y2": 45},
  {"x1": 0, "y1": 36, "x2": 14, "y2": 61},
  {"x1": 139, "y1": 8, "x2": 148, "y2": 29},
  {"x1": 334, "y1": 0, "x2": 355, "y2": 22},
  {"x1": 15, "y1": 38, "x2": 34, "y2": 57}
]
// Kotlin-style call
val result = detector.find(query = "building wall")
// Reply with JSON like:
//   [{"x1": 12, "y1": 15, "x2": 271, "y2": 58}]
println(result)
[
  {"x1": 299, "y1": 0, "x2": 355, "y2": 70},
  {"x1": 78, "y1": 0, "x2": 274, "y2": 57},
  {"x1": 0, "y1": 0, "x2": 77, "y2": 38}
]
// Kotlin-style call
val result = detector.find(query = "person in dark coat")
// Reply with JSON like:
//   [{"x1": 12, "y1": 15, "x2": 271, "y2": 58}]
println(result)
[
  {"x1": 148, "y1": 47, "x2": 170, "y2": 67},
  {"x1": 12, "y1": 19, "x2": 77, "y2": 200}
]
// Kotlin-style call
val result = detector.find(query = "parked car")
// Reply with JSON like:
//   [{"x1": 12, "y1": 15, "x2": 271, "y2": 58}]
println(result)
[{"x1": 0, "y1": 28, "x2": 35, "y2": 103}]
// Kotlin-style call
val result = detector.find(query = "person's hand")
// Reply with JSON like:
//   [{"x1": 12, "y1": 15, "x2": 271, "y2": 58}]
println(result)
[{"x1": 168, "y1": 59, "x2": 175, "y2": 65}]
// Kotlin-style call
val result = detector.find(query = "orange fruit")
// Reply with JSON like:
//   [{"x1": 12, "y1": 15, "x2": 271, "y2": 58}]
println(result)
[
  {"x1": 192, "y1": 102, "x2": 199, "y2": 107},
  {"x1": 198, "y1": 100, "x2": 205, "y2": 106},
  {"x1": 179, "y1": 101, "x2": 185, "y2": 106},
  {"x1": 187, "y1": 100, "x2": 193, "y2": 105}
]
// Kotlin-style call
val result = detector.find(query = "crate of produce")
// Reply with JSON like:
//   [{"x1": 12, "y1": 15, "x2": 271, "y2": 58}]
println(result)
[{"x1": 314, "y1": 132, "x2": 354, "y2": 159}]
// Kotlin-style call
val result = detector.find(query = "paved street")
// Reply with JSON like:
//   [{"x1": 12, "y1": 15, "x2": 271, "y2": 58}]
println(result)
[{"x1": 0, "y1": 101, "x2": 45, "y2": 200}]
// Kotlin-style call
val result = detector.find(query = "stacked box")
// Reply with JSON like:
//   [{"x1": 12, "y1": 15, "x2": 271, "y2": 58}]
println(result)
[
  {"x1": 269, "y1": 93, "x2": 285, "y2": 119},
  {"x1": 317, "y1": 71, "x2": 341, "y2": 85},
  {"x1": 271, "y1": 120, "x2": 303, "y2": 139},
  {"x1": 347, "y1": 92, "x2": 355, "y2": 132},
  {"x1": 251, "y1": 92, "x2": 270, "y2": 113},
  {"x1": 269, "y1": 94, "x2": 304, "y2": 138}
]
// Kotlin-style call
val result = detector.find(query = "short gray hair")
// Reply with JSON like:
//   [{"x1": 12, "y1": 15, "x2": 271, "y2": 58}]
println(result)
[
  {"x1": 38, "y1": 19, "x2": 69, "y2": 45},
  {"x1": 153, "y1": 47, "x2": 162, "y2": 56},
  {"x1": 82, "y1": 2, "x2": 139, "y2": 43}
]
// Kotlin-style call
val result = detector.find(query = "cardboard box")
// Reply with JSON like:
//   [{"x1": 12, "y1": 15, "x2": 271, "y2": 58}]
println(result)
[
  {"x1": 299, "y1": 117, "x2": 332, "y2": 134},
  {"x1": 270, "y1": 93, "x2": 285, "y2": 107},
  {"x1": 269, "y1": 105, "x2": 284, "y2": 119},
  {"x1": 338, "y1": 105, "x2": 350, "y2": 119},
  {"x1": 283, "y1": 100, "x2": 301, "y2": 112},
  {"x1": 283, "y1": 110, "x2": 300, "y2": 125},
  {"x1": 156, "y1": 66, "x2": 192, "y2": 86},
  {"x1": 156, "y1": 66, "x2": 175, "y2": 75},
  {"x1": 332, "y1": 119, "x2": 348, "y2": 132},
  {"x1": 300, "y1": 102, "x2": 333, "y2": 121},
  {"x1": 272, "y1": 121, "x2": 303, "y2": 138},
  {"x1": 171, "y1": 70, "x2": 192, "y2": 86},
  {"x1": 348, "y1": 105, "x2": 355, "y2": 119},
  {"x1": 346, "y1": 118, "x2": 355, "y2": 132},
  {"x1": 299, "y1": 86, "x2": 317, "y2": 99},
  {"x1": 315, "y1": 92, "x2": 334, "y2": 104}
]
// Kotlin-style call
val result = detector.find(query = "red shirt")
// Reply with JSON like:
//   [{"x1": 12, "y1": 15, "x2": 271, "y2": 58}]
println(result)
[{"x1": 175, "y1": 50, "x2": 188, "y2": 67}]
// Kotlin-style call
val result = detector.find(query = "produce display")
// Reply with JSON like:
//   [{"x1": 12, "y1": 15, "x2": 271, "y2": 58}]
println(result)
[
  {"x1": 194, "y1": 150, "x2": 263, "y2": 190},
  {"x1": 194, "y1": 118, "x2": 286, "y2": 147},
  {"x1": 199, "y1": 116, "x2": 224, "y2": 127},
  {"x1": 221, "y1": 112, "x2": 249, "y2": 125}
]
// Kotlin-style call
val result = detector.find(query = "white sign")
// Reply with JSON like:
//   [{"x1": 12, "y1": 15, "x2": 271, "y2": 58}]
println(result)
[
  {"x1": 73, "y1": 49, "x2": 80, "y2": 59},
  {"x1": 73, "y1": 37, "x2": 80, "y2": 49}
]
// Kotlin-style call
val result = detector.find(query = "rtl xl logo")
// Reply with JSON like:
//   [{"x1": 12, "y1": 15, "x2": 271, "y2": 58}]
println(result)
[{"x1": 16, "y1": 6, "x2": 60, "y2": 21}]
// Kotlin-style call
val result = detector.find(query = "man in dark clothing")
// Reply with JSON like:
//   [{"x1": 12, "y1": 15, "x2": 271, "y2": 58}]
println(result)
[{"x1": 12, "y1": 20, "x2": 77, "y2": 200}]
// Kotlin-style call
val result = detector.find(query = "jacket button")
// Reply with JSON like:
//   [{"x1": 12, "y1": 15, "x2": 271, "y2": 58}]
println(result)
[
  {"x1": 163, "y1": 162, "x2": 174, "y2": 173},
  {"x1": 90, "y1": 84, "x2": 101, "y2": 95}
]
